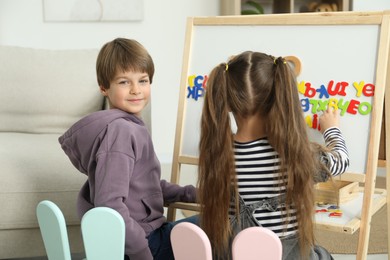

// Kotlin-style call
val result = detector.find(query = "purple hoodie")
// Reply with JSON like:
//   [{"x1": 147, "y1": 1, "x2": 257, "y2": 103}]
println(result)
[{"x1": 59, "y1": 109, "x2": 196, "y2": 260}]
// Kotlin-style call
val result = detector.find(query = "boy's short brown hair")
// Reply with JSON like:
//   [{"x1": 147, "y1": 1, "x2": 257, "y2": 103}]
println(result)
[{"x1": 96, "y1": 38, "x2": 155, "y2": 89}]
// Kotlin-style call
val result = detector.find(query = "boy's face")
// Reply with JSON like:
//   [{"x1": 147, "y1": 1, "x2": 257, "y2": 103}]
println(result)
[{"x1": 101, "y1": 70, "x2": 151, "y2": 117}]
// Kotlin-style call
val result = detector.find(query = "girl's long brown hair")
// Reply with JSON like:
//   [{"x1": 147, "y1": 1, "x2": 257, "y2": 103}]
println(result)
[{"x1": 198, "y1": 51, "x2": 322, "y2": 258}]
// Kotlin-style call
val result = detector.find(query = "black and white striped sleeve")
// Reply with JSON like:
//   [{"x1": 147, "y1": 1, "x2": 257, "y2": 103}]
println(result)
[{"x1": 322, "y1": 127, "x2": 350, "y2": 176}]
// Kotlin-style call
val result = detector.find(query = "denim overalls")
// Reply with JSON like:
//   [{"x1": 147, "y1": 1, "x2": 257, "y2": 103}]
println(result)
[{"x1": 227, "y1": 194, "x2": 334, "y2": 260}]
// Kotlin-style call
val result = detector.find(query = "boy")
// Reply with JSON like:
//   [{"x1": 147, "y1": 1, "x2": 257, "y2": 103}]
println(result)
[{"x1": 59, "y1": 38, "x2": 197, "y2": 260}]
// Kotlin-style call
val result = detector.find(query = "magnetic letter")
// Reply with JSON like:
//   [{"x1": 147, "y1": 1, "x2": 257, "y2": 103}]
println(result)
[
  {"x1": 347, "y1": 99, "x2": 360, "y2": 115},
  {"x1": 305, "y1": 115, "x2": 313, "y2": 128},
  {"x1": 187, "y1": 86, "x2": 196, "y2": 99},
  {"x1": 362, "y1": 83, "x2": 375, "y2": 97},
  {"x1": 336, "y1": 82, "x2": 348, "y2": 96},
  {"x1": 301, "y1": 98, "x2": 310, "y2": 112},
  {"x1": 304, "y1": 82, "x2": 316, "y2": 98},
  {"x1": 318, "y1": 99, "x2": 329, "y2": 112},
  {"x1": 353, "y1": 81, "x2": 365, "y2": 97},
  {"x1": 194, "y1": 86, "x2": 205, "y2": 101},
  {"x1": 358, "y1": 102, "x2": 372, "y2": 115},
  {"x1": 316, "y1": 85, "x2": 329, "y2": 99},
  {"x1": 312, "y1": 114, "x2": 319, "y2": 129},
  {"x1": 188, "y1": 75, "x2": 196, "y2": 88},
  {"x1": 327, "y1": 80, "x2": 336, "y2": 96},
  {"x1": 328, "y1": 98, "x2": 339, "y2": 110},
  {"x1": 298, "y1": 81, "x2": 305, "y2": 95},
  {"x1": 337, "y1": 99, "x2": 349, "y2": 116},
  {"x1": 202, "y1": 75, "x2": 208, "y2": 89},
  {"x1": 309, "y1": 99, "x2": 319, "y2": 113},
  {"x1": 194, "y1": 75, "x2": 204, "y2": 88}
]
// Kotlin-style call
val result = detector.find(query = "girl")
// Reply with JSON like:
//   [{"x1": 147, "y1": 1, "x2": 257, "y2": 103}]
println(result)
[{"x1": 198, "y1": 51, "x2": 349, "y2": 259}]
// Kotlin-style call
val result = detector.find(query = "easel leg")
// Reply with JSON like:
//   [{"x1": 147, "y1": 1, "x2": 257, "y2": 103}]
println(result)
[{"x1": 386, "y1": 71, "x2": 390, "y2": 260}]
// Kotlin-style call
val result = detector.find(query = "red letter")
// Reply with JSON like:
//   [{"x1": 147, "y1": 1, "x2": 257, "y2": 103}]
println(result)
[
  {"x1": 362, "y1": 83, "x2": 375, "y2": 97},
  {"x1": 336, "y1": 81, "x2": 348, "y2": 96},
  {"x1": 347, "y1": 99, "x2": 360, "y2": 115},
  {"x1": 202, "y1": 75, "x2": 208, "y2": 89},
  {"x1": 304, "y1": 82, "x2": 316, "y2": 98},
  {"x1": 312, "y1": 114, "x2": 318, "y2": 129},
  {"x1": 327, "y1": 80, "x2": 348, "y2": 96}
]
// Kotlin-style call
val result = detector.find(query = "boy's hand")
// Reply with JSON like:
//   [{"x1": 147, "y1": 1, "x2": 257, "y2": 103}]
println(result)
[{"x1": 319, "y1": 107, "x2": 340, "y2": 134}]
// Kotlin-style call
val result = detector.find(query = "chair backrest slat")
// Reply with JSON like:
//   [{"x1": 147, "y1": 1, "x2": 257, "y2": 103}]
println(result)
[
  {"x1": 171, "y1": 222, "x2": 213, "y2": 260},
  {"x1": 232, "y1": 226, "x2": 282, "y2": 260},
  {"x1": 81, "y1": 207, "x2": 125, "y2": 260},
  {"x1": 36, "y1": 200, "x2": 72, "y2": 260}
]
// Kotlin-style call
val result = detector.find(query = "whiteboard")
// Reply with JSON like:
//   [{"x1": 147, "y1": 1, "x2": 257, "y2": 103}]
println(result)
[
  {"x1": 178, "y1": 15, "x2": 383, "y2": 176},
  {"x1": 169, "y1": 12, "x2": 390, "y2": 259}
]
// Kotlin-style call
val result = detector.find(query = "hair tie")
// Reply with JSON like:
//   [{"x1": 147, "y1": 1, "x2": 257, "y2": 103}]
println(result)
[
  {"x1": 225, "y1": 63, "x2": 229, "y2": 71},
  {"x1": 274, "y1": 57, "x2": 287, "y2": 65}
]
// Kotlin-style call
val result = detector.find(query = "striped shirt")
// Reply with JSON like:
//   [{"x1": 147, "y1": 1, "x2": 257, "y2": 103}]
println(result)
[{"x1": 231, "y1": 127, "x2": 349, "y2": 238}]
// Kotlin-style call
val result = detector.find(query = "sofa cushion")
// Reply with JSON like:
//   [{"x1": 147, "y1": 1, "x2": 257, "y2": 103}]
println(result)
[
  {"x1": 0, "y1": 46, "x2": 103, "y2": 134},
  {"x1": 0, "y1": 133, "x2": 87, "y2": 229}
]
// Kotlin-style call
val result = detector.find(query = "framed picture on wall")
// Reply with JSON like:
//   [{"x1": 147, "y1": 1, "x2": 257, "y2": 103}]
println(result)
[{"x1": 43, "y1": 0, "x2": 144, "y2": 22}]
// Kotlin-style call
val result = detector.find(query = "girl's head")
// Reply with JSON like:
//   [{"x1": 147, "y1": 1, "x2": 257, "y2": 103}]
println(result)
[
  {"x1": 213, "y1": 51, "x2": 297, "y2": 122},
  {"x1": 96, "y1": 38, "x2": 155, "y2": 90},
  {"x1": 198, "y1": 51, "x2": 317, "y2": 257}
]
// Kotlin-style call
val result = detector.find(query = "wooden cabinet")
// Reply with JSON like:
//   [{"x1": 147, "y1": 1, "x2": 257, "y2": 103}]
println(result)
[{"x1": 221, "y1": 0, "x2": 350, "y2": 15}]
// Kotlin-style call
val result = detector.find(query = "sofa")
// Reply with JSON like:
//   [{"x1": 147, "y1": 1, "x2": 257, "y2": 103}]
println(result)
[{"x1": 0, "y1": 45, "x2": 151, "y2": 259}]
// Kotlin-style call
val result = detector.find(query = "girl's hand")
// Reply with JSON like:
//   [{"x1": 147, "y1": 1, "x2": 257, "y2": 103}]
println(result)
[{"x1": 319, "y1": 107, "x2": 340, "y2": 133}]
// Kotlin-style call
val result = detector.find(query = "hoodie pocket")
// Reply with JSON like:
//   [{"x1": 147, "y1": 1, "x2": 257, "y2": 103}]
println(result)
[{"x1": 141, "y1": 193, "x2": 164, "y2": 222}]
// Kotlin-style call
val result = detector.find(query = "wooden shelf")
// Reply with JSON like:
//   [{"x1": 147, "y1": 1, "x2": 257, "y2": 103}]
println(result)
[
  {"x1": 221, "y1": 0, "x2": 350, "y2": 15},
  {"x1": 314, "y1": 187, "x2": 387, "y2": 234}
]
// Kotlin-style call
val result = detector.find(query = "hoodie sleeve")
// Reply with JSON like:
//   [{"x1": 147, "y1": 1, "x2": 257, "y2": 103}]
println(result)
[
  {"x1": 95, "y1": 151, "x2": 153, "y2": 260},
  {"x1": 160, "y1": 180, "x2": 197, "y2": 204}
]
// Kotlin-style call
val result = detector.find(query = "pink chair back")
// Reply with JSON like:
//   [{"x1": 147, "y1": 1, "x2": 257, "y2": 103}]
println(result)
[
  {"x1": 171, "y1": 222, "x2": 213, "y2": 260},
  {"x1": 232, "y1": 227, "x2": 282, "y2": 260}
]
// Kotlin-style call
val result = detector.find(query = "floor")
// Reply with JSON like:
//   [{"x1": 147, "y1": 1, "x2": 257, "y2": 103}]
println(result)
[
  {"x1": 333, "y1": 255, "x2": 388, "y2": 259},
  {"x1": 7, "y1": 254, "x2": 85, "y2": 260},
  {"x1": 7, "y1": 253, "x2": 389, "y2": 260}
]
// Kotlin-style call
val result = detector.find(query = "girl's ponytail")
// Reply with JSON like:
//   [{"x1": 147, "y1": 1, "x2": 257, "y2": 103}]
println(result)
[
  {"x1": 268, "y1": 57, "x2": 316, "y2": 256},
  {"x1": 198, "y1": 63, "x2": 236, "y2": 256}
]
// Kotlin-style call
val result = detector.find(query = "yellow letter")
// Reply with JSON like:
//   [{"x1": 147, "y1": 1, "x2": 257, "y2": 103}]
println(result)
[{"x1": 353, "y1": 81, "x2": 365, "y2": 97}]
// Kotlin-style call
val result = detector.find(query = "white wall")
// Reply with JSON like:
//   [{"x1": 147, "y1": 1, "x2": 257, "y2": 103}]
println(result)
[
  {"x1": 352, "y1": 0, "x2": 390, "y2": 11},
  {"x1": 0, "y1": 0, "x2": 219, "y2": 164}
]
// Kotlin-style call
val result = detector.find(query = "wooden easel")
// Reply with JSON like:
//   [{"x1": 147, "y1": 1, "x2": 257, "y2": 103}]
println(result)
[{"x1": 166, "y1": 11, "x2": 390, "y2": 260}]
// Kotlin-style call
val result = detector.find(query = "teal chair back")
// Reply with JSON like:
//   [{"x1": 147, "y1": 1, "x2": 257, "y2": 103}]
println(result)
[
  {"x1": 36, "y1": 200, "x2": 72, "y2": 260},
  {"x1": 81, "y1": 207, "x2": 126, "y2": 260},
  {"x1": 37, "y1": 200, "x2": 125, "y2": 260}
]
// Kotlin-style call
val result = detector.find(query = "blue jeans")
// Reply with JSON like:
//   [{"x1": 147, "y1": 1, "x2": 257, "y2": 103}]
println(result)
[{"x1": 148, "y1": 215, "x2": 199, "y2": 260}]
